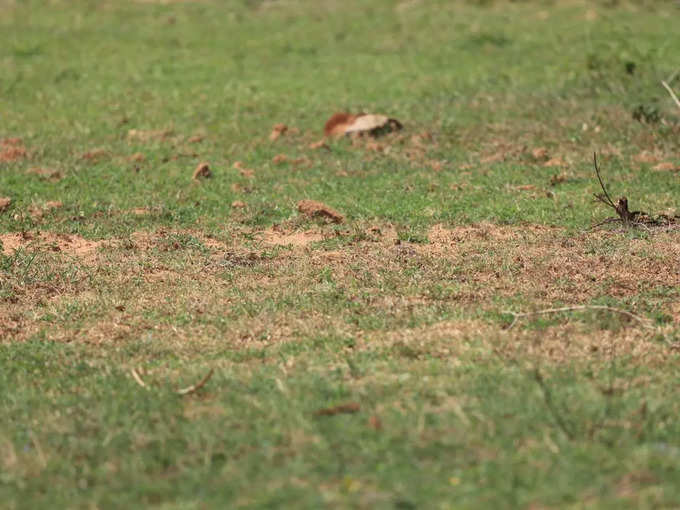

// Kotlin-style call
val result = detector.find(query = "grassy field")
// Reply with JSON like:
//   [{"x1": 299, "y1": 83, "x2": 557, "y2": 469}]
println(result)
[{"x1": 2, "y1": 0, "x2": 680, "y2": 508}]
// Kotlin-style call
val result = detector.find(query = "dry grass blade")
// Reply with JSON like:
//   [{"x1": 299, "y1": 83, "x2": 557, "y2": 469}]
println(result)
[
  {"x1": 661, "y1": 80, "x2": 680, "y2": 111},
  {"x1": 504, "y1": 305, "x2": 654, "y2": 330},
  {"x1": 176, "y1": 369, "x2": 214, "y2": 395},
  {"x1": 130, "y1": 367, "x2": 148, "y2": 389}
]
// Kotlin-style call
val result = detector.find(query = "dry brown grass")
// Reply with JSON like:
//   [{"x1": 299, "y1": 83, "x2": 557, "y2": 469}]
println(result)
[{"x1": 2, "y1": 222, "x2": 678, "y2": 365}]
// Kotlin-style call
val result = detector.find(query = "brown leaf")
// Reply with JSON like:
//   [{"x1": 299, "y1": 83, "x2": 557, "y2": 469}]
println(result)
[
  {"x1": 297, "y1": 199, "x2": 344, "y2": 224},
  {"x1": 314, "y1": 402, "x2": 360, "y2": 417},
  {"x1": 192, "y1": 162, "x2": 212, "y2": 180},
  {"x1": 0, "y1": 197, "x2": 11, "y2": 212},
  {"x1": 269, "y1": 123, "x2": 288, "y2": 141}
]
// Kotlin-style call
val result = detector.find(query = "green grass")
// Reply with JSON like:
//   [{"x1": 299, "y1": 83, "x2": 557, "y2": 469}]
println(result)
[{"x1": 2, "y1": 0, "x2": 680, "y2": 508}]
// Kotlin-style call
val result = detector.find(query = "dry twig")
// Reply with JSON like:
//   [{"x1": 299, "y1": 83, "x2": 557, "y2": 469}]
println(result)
[
  {"x1": 176, "y1": 369, "x2": 215, "y2": 395},
  {"x1": 130, "y1": 367, "x2": 215, "y2": 395},
  {"x1": 504, "y1": 305, "x2": 654, "y2": 330}
]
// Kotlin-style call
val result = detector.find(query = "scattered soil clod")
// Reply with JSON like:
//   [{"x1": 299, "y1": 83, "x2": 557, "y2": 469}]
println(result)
[
  {"x1": 297, "y1": 199, "x2": 344, "y2": 224},
  {"x1": 324, "y1": 112, "x2": 402, "y2": 138},
  {"x1": 269, "y1": 123, "x2": 288, "y2": 141},
  {"x1": 192, "y1": 162, "x2": 212, "y2": 180}
]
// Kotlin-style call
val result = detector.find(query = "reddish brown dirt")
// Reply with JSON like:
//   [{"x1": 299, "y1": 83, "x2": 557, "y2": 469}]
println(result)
[{"x1": 0, "y1": 231, "x2": 101, "y2": 260}]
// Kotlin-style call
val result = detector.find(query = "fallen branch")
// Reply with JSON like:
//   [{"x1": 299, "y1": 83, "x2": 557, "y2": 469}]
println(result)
[
  {"x1": 130, "y1": 367, "x2": 215, "y2": 395},
  {"x1": 504, "y1": 305, "x2": 654, "y2": 330}
]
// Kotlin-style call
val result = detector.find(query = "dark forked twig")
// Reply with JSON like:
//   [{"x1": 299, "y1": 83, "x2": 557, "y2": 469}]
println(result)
[
  {"x1": 592, "y1": 153, "x2": 642, "y2": 225},
  {"x1": 593, "y1": 152, "x2": 615, "y2": 209}
]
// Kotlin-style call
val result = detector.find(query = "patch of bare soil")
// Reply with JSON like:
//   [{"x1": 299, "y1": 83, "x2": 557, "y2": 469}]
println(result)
[
  {"x1": 0, "y1": 232, "x2": 101, "y2": 260},
  {"x1": 420, "y1": 223, "x2": 680, "y2": 303},
  {"x1": 260, "y1": 226, "x2": 325, "y2": 247}
]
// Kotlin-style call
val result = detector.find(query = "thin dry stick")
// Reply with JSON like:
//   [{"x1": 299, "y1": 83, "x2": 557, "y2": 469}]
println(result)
[
  {"x1": 592, "y1": 152, "x2": 615, "y2": 209},
  {"x1": 131, "y1": 367, "x2": 215, "y2": 395},
  {"x1": 130, "y1": 367, "x2": 148, "y2": 389},
  {"x1": 176, "y1": 369, "x2": 214, "y2": 395},
  {"x1": 661, "y1": 80, "x2": 680, "y2": 110},
  {"x1": 504, "y1": 305, "x2": 654, "y2": 330}
]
